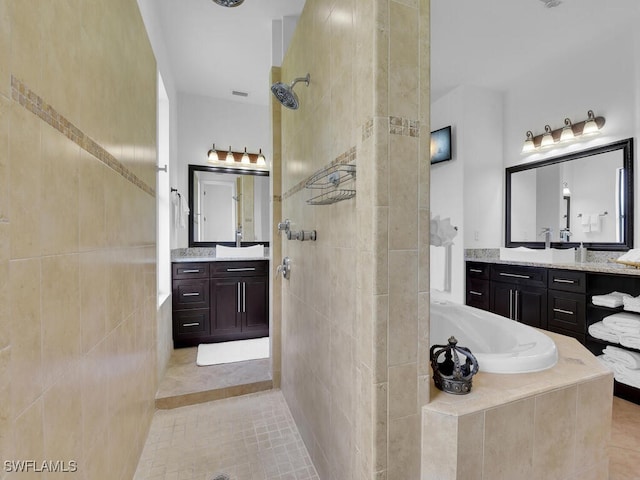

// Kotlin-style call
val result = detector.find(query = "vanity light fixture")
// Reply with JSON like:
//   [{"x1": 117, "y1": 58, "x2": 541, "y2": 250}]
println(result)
[
  {"x1": 520, "y1": 110, "x2": 605, "y2": 154},
  {"x1": 521, "y1": 131, "x2": 536, "y2": 153},
  {"x1": 582, "y1": 110, "x2": 600, "y2": 135},
  {"x1": 256, "y1": 149, "x2": 267, "y2": 167},
  {"x1": 207, "y1": 143, "x2": 219, "y2": 163},
  {"x1": 241, "y1": 147, "x2": 251, "y2": 165},
  {"x1": 205, "y1": 144, "x2": 269, "y2": 169},
  {"x1": 540, "y1": 125, "x2": 555, "y2": 148},
  {"x1": 225, "y1": 146, "x2": 235, "y2": 164},
  {"x1": 559, "y1": 118, "x2": 575, "y2": 142},
  {"x1": 562, "y1": 182, "x2": 571, "y2": 196}
]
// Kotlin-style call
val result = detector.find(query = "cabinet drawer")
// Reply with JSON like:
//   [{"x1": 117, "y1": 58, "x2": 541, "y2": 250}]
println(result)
[
  {"x1": 491, "y1": 264, "x2": 547, "y2": 288},
  {"x1": 466, "y1": 279, "x2": 490, "y2": 310},
  {"x1": 548, "y1": 291, "x2": 586, "y2": 333},
  {"x1": 173, "y1": 279, "x2": 210, "y2": 309},
  {"x1": 172, "y1": 263, "x2": 210, "y2": 279},
  {"x1": 466, "y1": 262, "x2": 490, "y2": 280},
  {"x1": 173, "y1": 309, "x2": 209, "y2": 335},
  {"x1": 548, "y1": 269, "x2": 586, "y2": 293},
  {"x1": 211, "y1": 260, "x2": 268, "y2": 277}
]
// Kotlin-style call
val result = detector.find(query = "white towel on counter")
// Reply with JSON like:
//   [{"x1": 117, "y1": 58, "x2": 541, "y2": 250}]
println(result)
[
  {"x1": 598, "y1": 354, "x2": 640, "y2": 389},
  {"x1": 620, "y1": 335, "x2": 640, "y2": 350},
  {"x1": 602, "y1": 345, "x2": 640, "y2": 369},
  {"x1": 617, "y1": 249, "x2": 640, "y2": 263},
  {"x1": 592, "y1": 291, "x2": 632, "y2": 308},
  {"x1": 603, "y1": 312, "x2": 640, "y2": 334},
  {"x1": 589, "y1": 214, "x2": 601, "y2": 232},
  {"x1": 588, "y1": 321, "x2": 620, "y2": 344}
]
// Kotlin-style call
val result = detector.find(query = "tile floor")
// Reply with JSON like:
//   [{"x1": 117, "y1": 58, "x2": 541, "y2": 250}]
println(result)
[
  {"x1": 156, "y1": 347, "x2": 272, "y2": 409},
  {"x1": 144, "y1": 347, "x2": 640, "y2": 479},
  {"x1": 134, "y1": 390, "x2": 319, "y2": 480}
]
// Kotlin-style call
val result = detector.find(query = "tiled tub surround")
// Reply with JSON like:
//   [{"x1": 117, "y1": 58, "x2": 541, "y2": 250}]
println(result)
[{"x1": 422, "y1": 332, "x2": 613, "y2": 480}]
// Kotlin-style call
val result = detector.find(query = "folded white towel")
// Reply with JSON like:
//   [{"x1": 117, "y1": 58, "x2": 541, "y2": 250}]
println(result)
[
  {"x1": 592, "y1": 291, "x2": 632, "y2": 308},
  {"x1": 589, "y1": 214, "x2": 601, "y2": 233},
  {"x1": 597, "y1": 354, "x2": 617, "y2": 372},
  {"x1": 620, "y1": 335, "x2": 640, "y2": 350},
  {"x1": 588, "y1": 321, "x2": 620, "y2": 344},
  {"x1": 615, "y1": 373, "x2": 640, "y2": 389},
  {"x1": 602, "y1": 312, "x2": 640, "y2": 334},
  {"x1": 603, "y1": 345, "x2": 640, "y2": 369},
  {"x1": 617, "y1": 249, "x2": 640, "y2": 263},
  {"x1": 623, "y1": 295, "x2": 640, "y2": 314}
]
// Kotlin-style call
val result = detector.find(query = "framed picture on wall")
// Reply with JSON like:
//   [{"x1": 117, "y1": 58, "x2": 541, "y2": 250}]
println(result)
[{"x1": 430, "y1": 125, "x2": 452, "y2": 164}]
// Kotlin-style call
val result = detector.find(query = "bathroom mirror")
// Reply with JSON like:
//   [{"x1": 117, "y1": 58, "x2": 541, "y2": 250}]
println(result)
[
  {"x1": 506, "y1": 138, "x2": 634, "y2": 251},
  {"x1": 188, "y1": 164, "x2": 270, "y2": 247}
]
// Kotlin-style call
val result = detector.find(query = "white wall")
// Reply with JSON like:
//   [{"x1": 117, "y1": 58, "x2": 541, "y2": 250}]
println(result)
[
  {"x1": 175, "y1": 92, "x2": 270, "y2": 247},
  {"x1": 431, "y1": 85, "x2": 503, "y2": 302}
]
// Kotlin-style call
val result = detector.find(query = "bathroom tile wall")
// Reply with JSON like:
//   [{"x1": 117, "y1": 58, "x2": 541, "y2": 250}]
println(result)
[
  {"x1": 0, "y1": 1, "x2": 157, "y2": 479},
  {"x1": 277, "y1": 0, "x2": 429, "y2": 479}
]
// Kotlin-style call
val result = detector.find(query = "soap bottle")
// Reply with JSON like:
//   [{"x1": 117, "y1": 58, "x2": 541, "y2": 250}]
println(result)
[{"x1": 578, "y1": 242, "x2": 587, "y2": 263}]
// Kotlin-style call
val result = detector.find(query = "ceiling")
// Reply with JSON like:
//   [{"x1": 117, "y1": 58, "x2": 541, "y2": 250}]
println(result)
[{"x1": 151, "y1": 0, "x2": 640, "y2": 106}]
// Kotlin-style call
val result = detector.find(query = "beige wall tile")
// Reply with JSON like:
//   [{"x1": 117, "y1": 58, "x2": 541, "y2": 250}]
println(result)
[
  {"x1": 575, "y1": 375, "x2": 613, "y2": 469},
  {"x1": 388, "y1": 414, "x2": 420, "y2": 479},
  {"x1": 484, "y1": 398, "x2": 535, "y2": 479},
  {"x1": 421, "y1": 410, "x2": 457, "y2": 480},
  {"x1": 9, "y1": 258, "x2": 42, "y2": 417},
  {"x1": 40, "y1": 125, "x2": 79, "y2": 256},
  {"x1": 0, "y1": 1, "x2": 8, "y2": 101},
  {"x1": 13, "y1": 399, "x2": 44, "y2": 475},
  {"x1": 0, "y1": 223, "x2": 8, "y2": 349},
  {"x1": 388, "y1": 250, "x2": 418, "y2": 365},
  {"x1": 0, "y1": 345, "x2": 12, "y2": 470},
  {"x1": 388, "y1": 363, "x2": 417, "y2": 419},
  {"x1": 78, "y1": 151, "x2": 106, "y2": 252},
  {"x1": 533, "y1": 386, "x2": 577, "y2": 479},
  {"x1": 388, "y1": 135, "x2": 418, "y2": 250},
  {"x1": 0, "y1": 95, "x2": 8, "y2": 222},
  {"x1": 41, "y1": 254, "x2": 80, "y2": 390},
  {"x1": 456, "y1": 411, "x2": 484, "y2": 480},
  {"x1": 9, "y1": 102, "x2": 41, "y2": 259}
]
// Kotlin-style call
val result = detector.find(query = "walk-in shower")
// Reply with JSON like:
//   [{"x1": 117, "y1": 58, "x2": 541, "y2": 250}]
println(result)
[{"x1": 270, "y1": 74, "x2": 310, "y2": 110}]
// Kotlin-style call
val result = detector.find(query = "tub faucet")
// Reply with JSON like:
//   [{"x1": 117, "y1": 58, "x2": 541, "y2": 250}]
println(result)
[
  {"x1": 235, "y1": 226, "x2": 242, "y2": 247},
  {"x1": 539, "y1": 227, "x2": 552, "y2": 249}
]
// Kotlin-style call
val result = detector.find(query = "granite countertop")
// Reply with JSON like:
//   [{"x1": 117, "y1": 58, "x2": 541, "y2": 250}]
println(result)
[
  {"x1": 171, "y1": 247, "x2": 269, "y2": 263},
  {"x1": 466, "y1": 257, "x2": 640, "y2": 276}
]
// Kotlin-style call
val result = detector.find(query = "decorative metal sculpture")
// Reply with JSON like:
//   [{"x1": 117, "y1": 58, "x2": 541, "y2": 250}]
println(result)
[{"x1": 430, "y1": 336, "x2": 479, "y2": 395}]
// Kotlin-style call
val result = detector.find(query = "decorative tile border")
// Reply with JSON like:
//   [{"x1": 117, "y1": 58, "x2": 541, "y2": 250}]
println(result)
[
  {"x1": 11, "y1": 75, "x2": 155, "y2": 197},
  {"x1": 389, "y1": 116, "x2": 420, "y2": 137},
  {"x1": 362, "y1": 118, "x2": 374, "y2": 142},
  {"x1": 282, "y1": 146, "x2": 357, "y2": 200}
]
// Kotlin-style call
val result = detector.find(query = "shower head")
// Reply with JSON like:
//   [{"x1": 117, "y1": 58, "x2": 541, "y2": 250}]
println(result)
[
  {"x1": 270, "y1": 74, "x2": 310, "y2": 110},
  {"x1": 212, "y1": 0, "x2": 244, "y2": 7}
]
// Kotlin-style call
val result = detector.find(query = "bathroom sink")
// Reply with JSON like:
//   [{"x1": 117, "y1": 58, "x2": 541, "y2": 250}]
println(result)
[
  {"x1": 499, "y1": 247, "x2": 575, "y2": 264},
  {"x1": 216, "y1": 244, "x2": 265, "y2": 259}
]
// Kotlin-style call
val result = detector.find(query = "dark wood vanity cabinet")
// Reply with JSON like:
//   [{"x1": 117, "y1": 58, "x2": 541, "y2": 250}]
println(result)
[
  {"x1": 465, "y1": 262, "x2": 490, "y2": 310},
  {"x1": 489, "y1": 264, "x2": 548, "y2": 329},
  {"x1": 547, "y1": 269, "x2": 586, "y2": 343},
  {"x1": 172, "y1": 260, "x2": 269, "y2": 347}
]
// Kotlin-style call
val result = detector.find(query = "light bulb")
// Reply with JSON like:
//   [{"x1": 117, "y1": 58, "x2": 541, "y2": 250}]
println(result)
[
  {"x1": 241, "y1": 147, "x2": 250, "y2": 165},
  {"x1": 207, "y1": 143, "x2": 219, "y2": 163},
  {"x1": 559, "y1": 119, "x2": 575, "y2": 142},
  {"x1": 226, "y1": 146, "x2": 235, "y2": 164},
  {"x1": 582, "y1": 110, "x2": 599, "y2": 135},
  {"x1": 256, "y1": 149, "x2": 266, "y2": 167},
  {"x1": 540, "y1": 125, "x2": 555, "y2": 148},
  {"x1": 521, "y1": 131, "x2": 536, "y2": 153}
]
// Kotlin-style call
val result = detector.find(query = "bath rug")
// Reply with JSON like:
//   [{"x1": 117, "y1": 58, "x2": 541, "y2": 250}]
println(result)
[{"x1": 196, "y1": 337, "x2": 269, "y2": 366}]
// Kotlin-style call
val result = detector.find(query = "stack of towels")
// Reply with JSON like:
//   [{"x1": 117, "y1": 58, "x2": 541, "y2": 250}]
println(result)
[
  {"x1": 617, "y1": 248, "x2": 640, "y2": 263},
  {"x1": 597, "y1": 345, "x2": 640, "y2": 389},
  {"x1": 591, "y1": 291, "x2": 631, "y2": 308},
  {"x1": 589, "y1": 311, "x2": 640, "y2": 349}
]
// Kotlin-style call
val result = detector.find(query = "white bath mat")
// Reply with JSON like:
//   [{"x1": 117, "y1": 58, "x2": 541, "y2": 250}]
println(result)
[{"x1": 196, "y1": 337, "x2": 269, "y2": 366}]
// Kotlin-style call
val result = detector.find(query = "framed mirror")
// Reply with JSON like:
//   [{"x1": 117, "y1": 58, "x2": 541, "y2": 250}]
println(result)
[
  {"x1": 505, "y1": 138, "x2": 634, "y2": 251},
  {"x1": 188, "y1": 164, "x2": 270, "y2": 247}
]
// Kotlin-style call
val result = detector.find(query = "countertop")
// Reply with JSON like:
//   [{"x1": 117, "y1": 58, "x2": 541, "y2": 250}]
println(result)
[
  {"x1": 466, "y1": 257, "x2": 640, "y2": 277},
  {"x1": 172, "y1": 256, "x2": 269, "y2": 262},
  {"x1": 171, "y1": 247, "x2": 269, "y2": 263}
]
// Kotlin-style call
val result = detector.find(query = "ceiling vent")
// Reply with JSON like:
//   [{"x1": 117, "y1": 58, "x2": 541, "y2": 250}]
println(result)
[{"x1": 232, "y1": 90, "x2": 249, "y2": 97}]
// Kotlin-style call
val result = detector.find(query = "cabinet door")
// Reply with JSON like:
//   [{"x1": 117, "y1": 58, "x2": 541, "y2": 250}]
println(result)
[
  {"x1": 210, "y1": 277, "x2": 242, "y2": 336},
  {"x1": 548, "y1": 290, "x2": 586, "y2": 333},
  {"x1": 516, "y1": 287, "x2": 548, "y2": 328},
  {"x1": 466, "y1": 278, "x2": 490, "y2": 310},
  {"x1": 490, "y1": 282, "x2": 514, "y2": 319},
  {"x1": 242, "y1": 275, "x2": 269, "y2": 335}
]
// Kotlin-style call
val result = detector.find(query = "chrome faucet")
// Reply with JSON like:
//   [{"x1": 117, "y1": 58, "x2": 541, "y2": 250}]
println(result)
[
  {"x1": 235, "y1": 226, "x2": 242, "y2": 247},
  {"x1": 539, "y1": 227, "x2": 552, "y2": 249}
]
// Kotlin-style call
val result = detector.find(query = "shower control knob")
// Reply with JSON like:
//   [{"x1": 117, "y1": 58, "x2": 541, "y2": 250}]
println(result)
[{"x1": 276, "y1": 257, "x2": 291, "y2": 280}]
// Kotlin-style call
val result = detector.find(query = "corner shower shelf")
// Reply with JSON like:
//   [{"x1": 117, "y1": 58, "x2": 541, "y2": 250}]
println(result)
[{"x1": 305, "y1": 163, "x2": 356, "y2": 205}]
